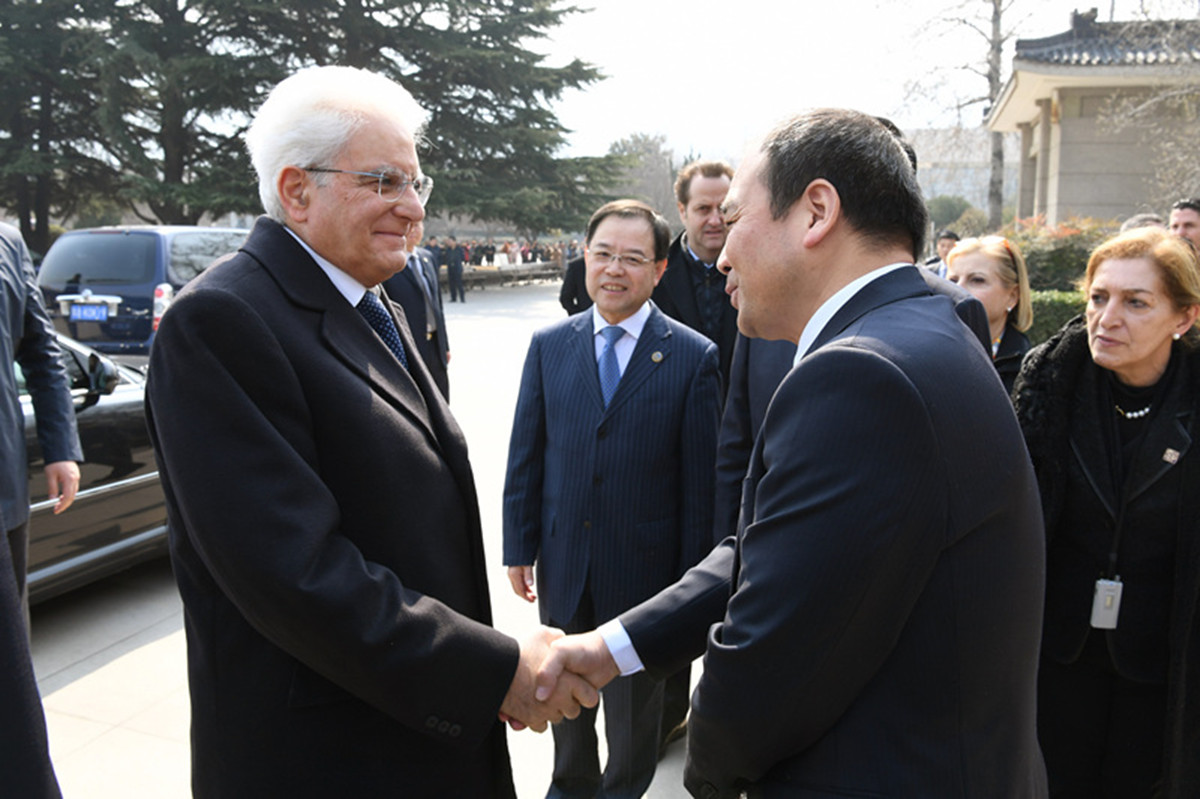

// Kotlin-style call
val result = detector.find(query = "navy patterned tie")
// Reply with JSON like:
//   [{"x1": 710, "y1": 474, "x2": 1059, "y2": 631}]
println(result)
[
  {"x1": 356, "y1": 290, "x2": 409, "y2": 369},
  {"x1": 598, "y1": 325, "x2": 623, "y2": 406}
]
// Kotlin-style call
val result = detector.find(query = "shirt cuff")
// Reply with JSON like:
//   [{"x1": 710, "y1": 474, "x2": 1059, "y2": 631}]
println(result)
[{"x1": 597, "y1": 619, "x2": 645, "y2": 676}]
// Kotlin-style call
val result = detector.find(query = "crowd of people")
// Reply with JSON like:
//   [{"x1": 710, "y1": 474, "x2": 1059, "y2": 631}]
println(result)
[{"x1": 4, "y1": 60, "x2": 1200, "y2": 799}]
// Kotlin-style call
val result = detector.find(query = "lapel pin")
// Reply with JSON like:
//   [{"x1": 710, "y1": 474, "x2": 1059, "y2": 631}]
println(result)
[
  {"x1": 1163, "y1": 448, "x2": 1180, "y2": 464},
  {"x1": 651, "y1": 351, "x2": 663, "y2": 363}
]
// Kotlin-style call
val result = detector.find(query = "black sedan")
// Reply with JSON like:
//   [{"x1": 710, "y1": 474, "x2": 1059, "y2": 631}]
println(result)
[{"x1": 19, "y1": 336, "x2": 167, "y2": 603}]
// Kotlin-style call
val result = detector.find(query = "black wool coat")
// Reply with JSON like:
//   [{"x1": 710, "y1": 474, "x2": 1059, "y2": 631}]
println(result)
[{"x1": 1013, "y1": 316, "x2": 1200, "y2": 798}]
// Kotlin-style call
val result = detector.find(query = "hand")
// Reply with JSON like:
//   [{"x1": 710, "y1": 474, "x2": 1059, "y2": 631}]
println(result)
[
  {"x1": 45, "y1": 460, "x2": 80, "y2": 514},
  {"x1": 535, "y1": 629, "x2": 620, "y2": 701},
  {"x1": 500, "y1": 627, "x2": 599, "y2": 732},
  {"x1": 507, "y1": 565, "x2": 536, "y2": 602}
]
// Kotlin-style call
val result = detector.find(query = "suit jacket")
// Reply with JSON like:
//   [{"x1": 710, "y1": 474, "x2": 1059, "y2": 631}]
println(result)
[
  {"x1": 145, "y1": 217, "x2": 518, "y2": 798},
  {"x1": 383, "y1": 246, "x2": 450, "y2": 400},
  {"x1": 652, "y1": 233, "x2": 738, "y2": 384},
  {"x1": 621, "y1": 267, "x2": 1048, "y2": 798},
  {"x1": 502, "y1": 304, "x2": 721, "y2": 626},
  {"x1": 1, "y1": 221, "x2": 81, "y2": 529},
  {"x1": 558, "y1": 256, "x2": 592, "y2": 315},
  {"x1": 712, "y1": 270, "x2": 992, "y2": 542}
]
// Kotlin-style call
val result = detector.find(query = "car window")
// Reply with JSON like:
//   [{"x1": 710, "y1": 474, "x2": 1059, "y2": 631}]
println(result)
[
  {"x1": 37, "y1": 233, "x2": 158, "y2": 289},
  {"x1": 15, "y1": 347, "x2": 104, "y2": 397},
  {"x1": 168, "y1": 231, "x2": 247, "y2": 283}
]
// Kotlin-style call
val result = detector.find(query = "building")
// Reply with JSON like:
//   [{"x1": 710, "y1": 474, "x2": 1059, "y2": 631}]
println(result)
[{"x1": 987, "y1": 9, "x2": 1200, "y2": 224}]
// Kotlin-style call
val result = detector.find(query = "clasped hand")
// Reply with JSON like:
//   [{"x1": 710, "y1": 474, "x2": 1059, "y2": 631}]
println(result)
[
  {"x1": 499, "y1": 626, "x2": 623, "y2": 733},
  {"x1": 500, "y1": 626, "x2": 601, "y2": 732}
]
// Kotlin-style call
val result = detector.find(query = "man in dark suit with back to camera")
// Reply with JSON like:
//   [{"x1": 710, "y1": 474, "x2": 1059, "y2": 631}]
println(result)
[
  {"x1": 383, "y1": 219, "x2": 450, "y2": 400},
  {"x1": 537, "y1": 109, "x2": 1048, "y2": 798},
  {"x1": 1, "y1": 220, "x2": 82, "y2": 799},
  {"x1": 145, "y1": 65, "x2": 594, "y2": 798},
  {"x1": 504, "y1": 200, "x2": 722, "y2": 798}
]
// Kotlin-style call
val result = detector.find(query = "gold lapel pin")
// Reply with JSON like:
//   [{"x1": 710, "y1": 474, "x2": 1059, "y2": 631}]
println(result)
[
  {"x1": 651, "y1": 351, "x2": 663, "y2": 363},
  {"x1": 1163, "y1": 448, "x2": 1181, "y2": 464}
]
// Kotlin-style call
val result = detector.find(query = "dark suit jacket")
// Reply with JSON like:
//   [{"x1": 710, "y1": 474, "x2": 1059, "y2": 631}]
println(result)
[
  {"x1": 713, "y1": 270, "x2": 992, "y2": 541},
  {"x1": 558, "y1": 256, "x2": 591, "y2": 315},
  {"x1": 502, "y1": 305, "x2": 721, "y2": 626},
  {"x1": 652, "y1": 233, "x2": 738, "y2": 384},
  {"x1": 621, "y1": 267, "x2": 1048, "y2": 798},
  {"x1": 1, "y1": 221, "x2": 81, "y2": 530},
  {"x1": 145, "y1": 217, "x2": 518, "y2": 798},
  {"x1": 383, "y1": 246, "x2": 450, "y2": 400}
]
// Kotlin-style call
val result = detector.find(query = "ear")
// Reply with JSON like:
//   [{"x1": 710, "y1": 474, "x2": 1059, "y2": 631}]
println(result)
[
  {"x1": 651, "y1": 258, "x2": 668, "y2": 286},
  {"x1": 798, "y1": 179, "x2": 840, "y2": 249},
  {"x1": 1176, "y1": 304, "x2": 1200, "y2": 337},
  {"x1": 277, "y1": 166, "x2": 312, "y2": 223}
]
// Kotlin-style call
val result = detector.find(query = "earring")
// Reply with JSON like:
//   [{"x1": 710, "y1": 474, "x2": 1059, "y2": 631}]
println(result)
[
  {"x1": 1006, "y1": 306, "x2": 1013, "y2": 313},
  {"x1": 1174, "y1": 332, "x2": 1182, "y2": 341}
]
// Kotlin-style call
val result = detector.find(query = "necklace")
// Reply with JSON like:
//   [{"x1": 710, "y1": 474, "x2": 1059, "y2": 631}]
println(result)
[{"x1": 1115, "y1": 403, "x2": 1152, "y2": 419}]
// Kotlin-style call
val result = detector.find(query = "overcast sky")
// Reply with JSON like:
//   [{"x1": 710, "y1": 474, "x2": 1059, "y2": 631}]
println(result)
[{"x1": 537, "y1": 0, "x2": 1198, "y2": 162}]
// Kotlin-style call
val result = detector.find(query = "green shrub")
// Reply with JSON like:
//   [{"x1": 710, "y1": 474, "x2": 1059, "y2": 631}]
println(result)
[
  {"x1": 1001, "y1": 216, "x2": 1117, "y2": 292},
  {"x1": 1028, "y1": 290, "x2": 1085, "y2": 346}
]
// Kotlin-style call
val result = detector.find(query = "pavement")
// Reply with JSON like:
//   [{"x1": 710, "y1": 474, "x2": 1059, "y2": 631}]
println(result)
[{"x1": 30, "y1": 279, "x2": 694, "y2": 798}]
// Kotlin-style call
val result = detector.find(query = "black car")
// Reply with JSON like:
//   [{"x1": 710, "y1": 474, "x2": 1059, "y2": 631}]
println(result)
[
  {"x1": 36, "y1": 225, "x2": 249, "y2": 357},
  {"x1": 19, "y1": 335, "x2": 167, "y2": 603}
]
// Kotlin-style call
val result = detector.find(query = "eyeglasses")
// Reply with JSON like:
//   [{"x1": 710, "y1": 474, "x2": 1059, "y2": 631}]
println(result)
[
  {"x1": 306, "y1": 167, "x2": 434, "y2": 206},
  {"x1": 588, "y1": 249, "x2": 654, "y2": 268}
]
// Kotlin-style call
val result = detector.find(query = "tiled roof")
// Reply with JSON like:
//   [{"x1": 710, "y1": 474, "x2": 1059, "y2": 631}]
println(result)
[{"x1": 1015, "y1": 9, "x2": 1200, "y2": 67}]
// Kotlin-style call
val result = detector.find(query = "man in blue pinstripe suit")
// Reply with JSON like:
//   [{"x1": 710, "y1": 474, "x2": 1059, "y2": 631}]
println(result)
[{"x1": 503, "y1": 200, "x2": 722, "y2": 799}]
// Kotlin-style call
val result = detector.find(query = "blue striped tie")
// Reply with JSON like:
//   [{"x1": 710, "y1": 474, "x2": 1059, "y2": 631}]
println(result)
[
  {"x1": 356, "y1": 291, "x2": 409, "y2": 369},
  {"x1": 598, "y1": 325, "x2": 623, "y2": 406}
]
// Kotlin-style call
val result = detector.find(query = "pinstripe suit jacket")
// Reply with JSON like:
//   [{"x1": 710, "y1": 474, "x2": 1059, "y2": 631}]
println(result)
[{"x1": 502, "y1": 304, "x2": 722, "y2": 625}]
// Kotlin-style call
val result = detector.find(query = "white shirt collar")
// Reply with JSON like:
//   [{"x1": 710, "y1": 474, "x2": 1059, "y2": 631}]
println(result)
[
  {"x1": 794, "y1": 262, "x2": 912, "y2": 367},
  {"x1": 283, "y1": 226, "x2": 371, "y2": 306},
  {"x1": 591, "y1": 301, "x2": 652, "y2": 339}
]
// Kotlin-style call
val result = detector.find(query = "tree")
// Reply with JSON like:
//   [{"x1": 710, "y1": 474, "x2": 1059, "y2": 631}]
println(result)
[
  {"x1": 944, "y1": 0, "x2": 1013, "y2": 230},
  {"x1": 0, "y1": 0, "x2": 118, "y2": 252},
  {"x1": 927, "y1": 194, "x2": 974, "y2": 231},
  {"x1": 97, "y1": 0, "x2": 284, "y2": 224},
  {"x1": 254, "y1": 0, "x2": 624, "y2": 235},
  {"x1": 605, "y1": 133, "x2": 678, "y2": 218}
]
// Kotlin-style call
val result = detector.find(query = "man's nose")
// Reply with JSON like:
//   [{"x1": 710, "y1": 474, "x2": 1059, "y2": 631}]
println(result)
[{"x1": 715, "y1": 246, "x2": 731, "y2": 275}]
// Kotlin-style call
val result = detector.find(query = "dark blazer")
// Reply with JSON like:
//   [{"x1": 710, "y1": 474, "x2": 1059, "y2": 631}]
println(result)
[
  {"x1": 502, "y1": 304, "x2": 722, "y2": 626},
  {"x1": 145, "y1": 217, "x2": 518, "y2": 798},
  {"x1": 383, "y1": 246, "x2": 450, "y2": 400},
  {"x1": 712, "y1": 270, "x2": 992, "y2": 542},
  {"x1": 558, "y1": 256, "x2": 591, "y2": 315},
  {"x1": 651, "y1": 233, "x2": 738, "y2": 384},
  {"x1": 0, "y1": 221, "x2": 81, "y2": 530},
  {"x1": 1014, "y1": 318, "x2": 1200, "y2": 797},
  {"x1": 995, "y1": 323, "x2": 1032, "y2": 396},
  {"x1": 621, "y1": 266, "x2": 1048, "y2": 798}
]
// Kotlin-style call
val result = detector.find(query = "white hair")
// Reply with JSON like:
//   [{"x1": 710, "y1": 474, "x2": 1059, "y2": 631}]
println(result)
[{"x1": 245, "y1": 65, "x2": 429, "y2": 221}]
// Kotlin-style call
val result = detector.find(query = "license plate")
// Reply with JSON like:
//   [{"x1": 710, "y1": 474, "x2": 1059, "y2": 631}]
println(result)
[{"x1": 69, "y1": 304, "x2": 109, "y2": 322}]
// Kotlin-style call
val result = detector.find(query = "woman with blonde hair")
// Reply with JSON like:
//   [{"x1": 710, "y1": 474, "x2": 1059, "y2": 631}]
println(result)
[
  {"x1": 1013, "y1": 226, "x2": 1200, "y2": 797},
  {"x1": 945, "y1": 235, "x2": 1034, "y2": 393}
]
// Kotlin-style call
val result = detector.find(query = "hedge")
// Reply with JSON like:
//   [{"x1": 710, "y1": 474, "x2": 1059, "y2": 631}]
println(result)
[{"x1": 1027, "y1": 290, "x2": 1085, "y2": 346}]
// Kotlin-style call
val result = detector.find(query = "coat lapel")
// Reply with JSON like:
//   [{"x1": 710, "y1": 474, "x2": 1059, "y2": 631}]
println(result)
[
  {"x1": 1125, "y1": 358, "x2": 1194, "y2": 505},
  {"x1": 244, "y1": 218, "x2": 438, "y2": 445},
  {"x1": 568, "y1": 312, "x2": 606, "y2": 412},
  {"x1": 604, "y1": 306, "x2": 671, "y2": 417}
]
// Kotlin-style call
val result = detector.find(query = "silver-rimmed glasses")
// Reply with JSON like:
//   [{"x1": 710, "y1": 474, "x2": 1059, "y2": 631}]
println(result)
[{"x1": 306, "y1": 167, "x2": 434, "y2": 206}]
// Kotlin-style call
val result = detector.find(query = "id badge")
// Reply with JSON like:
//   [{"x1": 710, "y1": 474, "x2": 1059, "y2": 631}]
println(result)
[{"x1": 1090, "y1": 578, "x2": 1123, "y2": 629}]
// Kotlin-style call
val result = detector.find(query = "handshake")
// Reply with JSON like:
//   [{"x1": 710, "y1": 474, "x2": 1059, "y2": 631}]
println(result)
[{"x1": 498, "y1": 627, "x2": 621, "y2": 732}]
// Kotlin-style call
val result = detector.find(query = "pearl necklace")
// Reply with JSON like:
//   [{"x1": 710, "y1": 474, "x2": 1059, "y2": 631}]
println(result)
[{"x1": 1115, "y1": 403, "x2": 1152, "y2": 419}]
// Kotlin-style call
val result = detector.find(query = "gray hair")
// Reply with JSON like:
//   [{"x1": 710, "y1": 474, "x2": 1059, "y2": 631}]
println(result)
[{"x1": 245, "y1": 66, "x2": 429, "y2": 221}]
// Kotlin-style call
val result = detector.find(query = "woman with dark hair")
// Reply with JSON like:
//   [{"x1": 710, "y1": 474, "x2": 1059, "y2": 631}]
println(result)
[
  {"x1": 945, "y1": 235, "x2": 1033, "y2": 393},
  {"x1": 1013, "y1": 226, "x2": 1200, "y2": 798}
]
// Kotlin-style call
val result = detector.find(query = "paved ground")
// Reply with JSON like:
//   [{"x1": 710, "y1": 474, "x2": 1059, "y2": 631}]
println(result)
[{"x1": 30, "y1": 279, "x2": 694, "y2": 798}]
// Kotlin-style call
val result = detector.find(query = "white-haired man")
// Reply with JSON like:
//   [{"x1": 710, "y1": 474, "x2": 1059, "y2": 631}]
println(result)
[{"x1": 145, "y1": 65, "x2": 593, "y2": 797}]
